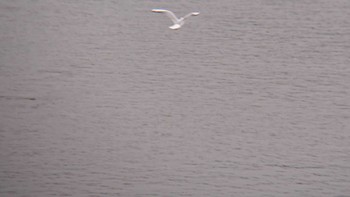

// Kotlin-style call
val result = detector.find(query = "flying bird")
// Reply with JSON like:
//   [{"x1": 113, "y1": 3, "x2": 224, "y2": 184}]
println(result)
[{"x1": 152, "y1": 9, "x2": 200, "y2": 30}]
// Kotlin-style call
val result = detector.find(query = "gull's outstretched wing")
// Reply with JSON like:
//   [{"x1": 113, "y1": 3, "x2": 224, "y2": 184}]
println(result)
[
  {"x1": 183, "y1": 12, "x2": 200, "y2": 19},
  {"x1": 152, "y1": 9, "x2": 179, "y2": 24}
]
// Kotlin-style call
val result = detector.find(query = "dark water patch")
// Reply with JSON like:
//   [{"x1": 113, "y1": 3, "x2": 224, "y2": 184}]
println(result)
[{"x1": 0, "y1": 95, "x2": 36, "y2": 101}]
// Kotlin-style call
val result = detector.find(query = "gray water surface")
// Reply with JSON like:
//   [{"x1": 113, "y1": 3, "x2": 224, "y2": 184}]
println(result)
[{"x1": 1, "y1": 0, "x2": 350, "y2": 196}]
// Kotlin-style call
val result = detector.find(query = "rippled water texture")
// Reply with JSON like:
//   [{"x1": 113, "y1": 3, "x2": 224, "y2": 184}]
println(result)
[{"x1": 1, "y1": 0, "x2": 350, "y2": 196}]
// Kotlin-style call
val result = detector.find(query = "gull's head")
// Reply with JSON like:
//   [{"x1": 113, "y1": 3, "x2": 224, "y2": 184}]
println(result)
[{"x1": 191, "y1": 12, "x2": 200, "y2": 16}]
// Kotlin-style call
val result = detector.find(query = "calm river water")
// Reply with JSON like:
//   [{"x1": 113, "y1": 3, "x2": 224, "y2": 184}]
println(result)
[{"x1": 1, "y1": 0, "x2": 350, "y2": 196}]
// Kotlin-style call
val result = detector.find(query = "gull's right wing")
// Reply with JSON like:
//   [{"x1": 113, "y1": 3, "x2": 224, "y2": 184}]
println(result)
[{"x1": 183, "y1": 12, "x2": 200, "y2": 19}]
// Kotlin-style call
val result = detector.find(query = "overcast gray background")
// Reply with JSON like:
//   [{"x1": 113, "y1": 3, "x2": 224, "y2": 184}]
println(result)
[{"x1": 1, "y1": 0, "x2": 350, "y2": 196}]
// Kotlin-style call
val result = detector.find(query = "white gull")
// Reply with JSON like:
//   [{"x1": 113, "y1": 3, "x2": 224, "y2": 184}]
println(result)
[{"x1": 152, "y1": 9, "x2": 200, "y2": 30}]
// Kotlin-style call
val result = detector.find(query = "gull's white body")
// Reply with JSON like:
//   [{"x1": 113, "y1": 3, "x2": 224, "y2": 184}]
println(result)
[{"x1": 152, "y1": 9, "x2": 199, "y2": 30}]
